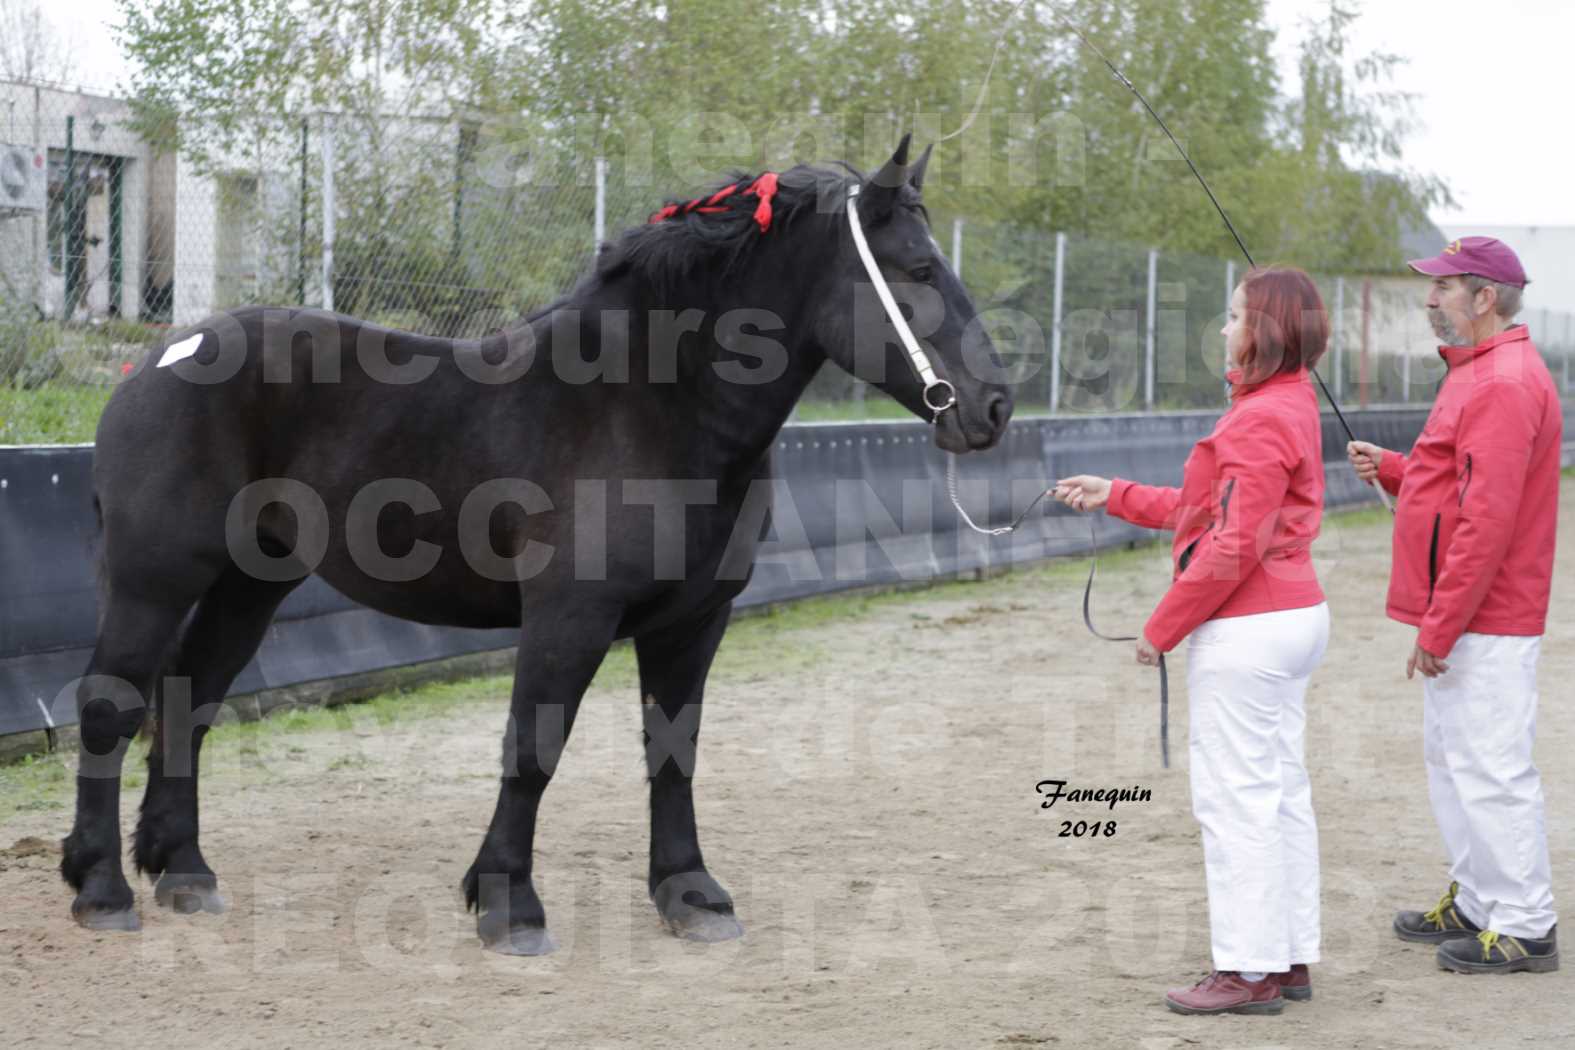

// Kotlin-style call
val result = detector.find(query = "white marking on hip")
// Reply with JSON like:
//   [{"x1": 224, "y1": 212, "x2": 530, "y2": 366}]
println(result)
[{"x1": 157, "y1": 333, "x2": 204, "y2": 368}]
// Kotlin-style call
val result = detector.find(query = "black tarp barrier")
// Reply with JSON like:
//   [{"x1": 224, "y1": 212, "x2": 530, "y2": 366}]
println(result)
[{"x1": 4, "y1": 404, "x2": 1570, "y2": 741}]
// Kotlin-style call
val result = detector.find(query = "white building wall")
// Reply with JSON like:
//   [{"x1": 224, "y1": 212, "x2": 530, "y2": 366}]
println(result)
[
  {"x1": 0, "y1": 82, "x2": 157, "y2": 321},
  {"x1": 173, "y1": 152, "x2": 216, "y2": 325}
]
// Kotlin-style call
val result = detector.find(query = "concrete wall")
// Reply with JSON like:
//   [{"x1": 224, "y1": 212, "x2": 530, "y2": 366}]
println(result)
[{"x1": 0, "y1": 81, "x2": 158, "y2": 322}]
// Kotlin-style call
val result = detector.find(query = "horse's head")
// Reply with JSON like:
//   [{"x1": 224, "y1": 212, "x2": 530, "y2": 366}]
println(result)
[{"x1": 811, "y1": 134, "x2": 1013, "y2": 453}]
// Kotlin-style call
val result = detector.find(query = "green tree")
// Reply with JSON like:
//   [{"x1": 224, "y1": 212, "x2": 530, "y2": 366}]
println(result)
[
  {"x1": 1264, "y1": 0, "x2": 1452, "y2": 269},
  {"x1": 112, "y1": 0, "x2": 1449, "y2": 336}
]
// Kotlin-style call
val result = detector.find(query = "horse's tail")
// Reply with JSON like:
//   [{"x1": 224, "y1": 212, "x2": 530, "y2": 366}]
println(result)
[
  {"x1": 90, "y1": 489, "x2": 107, "y2": 632},
  {"x1": 88, "y1": 486, "x2": 157, "y2": 742}
]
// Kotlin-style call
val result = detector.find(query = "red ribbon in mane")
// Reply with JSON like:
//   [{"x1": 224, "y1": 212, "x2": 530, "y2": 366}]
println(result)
[{"x1": 649, "y1": 172, "x2": 779, "y2": 233}]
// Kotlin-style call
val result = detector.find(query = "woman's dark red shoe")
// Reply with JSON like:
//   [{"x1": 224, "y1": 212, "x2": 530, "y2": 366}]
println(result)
[{"x1": 1164, "y1": 971, "x2": 1285, "y2": 1015}]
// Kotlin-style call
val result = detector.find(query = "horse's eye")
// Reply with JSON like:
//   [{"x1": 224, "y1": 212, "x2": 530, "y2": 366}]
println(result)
[{"x1": 909, "y1": 266, "x2": 934, "y2": 283}]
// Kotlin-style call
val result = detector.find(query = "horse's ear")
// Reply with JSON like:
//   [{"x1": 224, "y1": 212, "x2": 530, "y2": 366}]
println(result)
[
  {"x1": 872, "y1": 132, "x2": 912, "y2": 187},
  {"x1": 861, "y1": 132, "x2": 914, "y2": 220},
  {"x1": 909, "y1": 144, "x2": 933, "y2": 192}
]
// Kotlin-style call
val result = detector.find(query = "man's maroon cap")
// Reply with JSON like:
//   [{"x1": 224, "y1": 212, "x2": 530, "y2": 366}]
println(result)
[{"x1": 1407, "y1": 236, "x2": 1528, "y2": 288}]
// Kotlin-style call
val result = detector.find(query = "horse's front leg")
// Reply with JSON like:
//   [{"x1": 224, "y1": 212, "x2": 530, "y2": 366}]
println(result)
[
  {"x1": 635, "y1": 602, "x2": 743, "y2": 942},
  {"x1": 463, "y1": 599, "x2": 620, "y2": 956}
]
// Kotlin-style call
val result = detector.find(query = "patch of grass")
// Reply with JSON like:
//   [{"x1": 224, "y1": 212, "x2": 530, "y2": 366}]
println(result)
[
  {"x1": 1323, "y1": 502, "x2": 1398, "y2": 530},
  {"x1": 0, "y1": 318, "x2": 164, "y2": 444},
  {"x1": 0, "y1": 750, "x2": 73, "y2": 825},
  {"x1": 0, "y1": 385, "x2": 111, "y2": 444},
  {"x1": 222, "y1": 673, "x2": 521, "y2": 745},
  {"x1": 791, "y1": 399, "x2": 916, "y2": 423}
]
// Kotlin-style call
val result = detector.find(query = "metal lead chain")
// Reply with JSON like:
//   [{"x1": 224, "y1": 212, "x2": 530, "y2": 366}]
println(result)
[{"x1": 944, "y1": 452, "x2": 1054, "y2": 536}]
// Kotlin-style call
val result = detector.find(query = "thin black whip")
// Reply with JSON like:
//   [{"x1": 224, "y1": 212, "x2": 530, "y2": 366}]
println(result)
[{"x1": 1052, "y1": 9, "x2": 1389, "y2": 509}]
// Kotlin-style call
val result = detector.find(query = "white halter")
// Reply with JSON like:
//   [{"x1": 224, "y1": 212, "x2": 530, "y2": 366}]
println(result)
[
  {"x1": 844, "y1": 184, "x2": 956, "y2": 419},
  {"x1": 846, "y1": 181, "x2": 1052, "y2": 539}
]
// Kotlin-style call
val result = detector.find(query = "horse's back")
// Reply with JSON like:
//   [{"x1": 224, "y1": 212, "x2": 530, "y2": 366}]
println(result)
[{"x1": 88, "y1": 307, "x2": 555, "y2": 623}]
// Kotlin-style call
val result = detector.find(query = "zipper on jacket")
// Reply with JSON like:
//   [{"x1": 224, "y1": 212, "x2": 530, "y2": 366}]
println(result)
[
  {"x1": 1427, "y1": 513, "x2": 1441, "y2": 602},
  {"x1": 1178, "y1": 478, "x2": 1238, "y2": 574},
  {"x1": 1458, "y1": 453, "x2": 1473, "y2": 507}
]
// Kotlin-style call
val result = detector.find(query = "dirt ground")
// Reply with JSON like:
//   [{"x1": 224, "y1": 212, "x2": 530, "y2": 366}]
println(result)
[{"x1": 3, "y1": 482, "x2": 1572, "y2": 1050}]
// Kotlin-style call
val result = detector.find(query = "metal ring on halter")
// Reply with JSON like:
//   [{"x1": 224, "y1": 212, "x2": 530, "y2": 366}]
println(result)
[{"x1": 923, "y1": 379, "x2": 956, "y2": 416}]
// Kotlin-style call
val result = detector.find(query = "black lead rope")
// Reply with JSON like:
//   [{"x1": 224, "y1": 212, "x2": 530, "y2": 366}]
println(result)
[{"x1": 1079, "y1": 516, "x2": 1170, "y2": 769}]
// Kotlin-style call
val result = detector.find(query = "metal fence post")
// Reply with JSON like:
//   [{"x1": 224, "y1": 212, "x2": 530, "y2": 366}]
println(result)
[
  {"x1": 1333, "y1": 276, "x2": 1345, "y2": 400},
  {"x1": 253, "y1": 137, "x2": 265, "y2": 302},
  {"x1": 1565, "y1": 313, "x2": 1572, "y2": 393},
  {"x1": 1050, "y1": 231, "x2": 1065, "y2": 414},
  {"x1": 31, "y1": 84, "x2": 40, "y2": 311},
  {"x1": 1402, "y1": 341, "x2": 1411, "y2": 402},
  {"x1": 1359, "y1": 278, "x2": 1372, "y2": 408},
  {"x1": 453, "y1": 122, "x2": 472, "y2": 262},
  {"x1": 321, "y1": 115, "x2": 335, "y2": 312},
  {"x1": 1400, "y1": 289, "x2": 1411, "y2": 402},
  {"x1": 298, "y1": 117, "x2": 308, "y2": 305},
  {"x1": 1145, "y1": 248, "x2": 1157, "y2": 411},
  {"x1": 1224, "y1": 260, "x2": 1235, "y2": 401},
  {"x1": 63, "y1": 114, "x2": 78, "y2": 318},
  {"x1": 594, "y1": 155, "x2": 607, "y2": 250},
  {"x1": 109, "y1": 158, "x2": 123, "y2": 316},
  {"x1": 952, "y1": 218, "x2": 964, "y2": 280}
]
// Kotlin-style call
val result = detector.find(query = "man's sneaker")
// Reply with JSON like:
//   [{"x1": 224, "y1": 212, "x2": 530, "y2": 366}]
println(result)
[
  {"x1": 1272, "y1": 964, "x2": 1312, "y2": 1002},
  {"x1": 1164, "y1": 971, "x2": 1284, "y2": 1015},
  {"x1": 1437, "y1": 927, "x2": 1559, "y2": 975},
  {"x1": 1394, "y1": 881, "x2": 1482, "y2": 944}
]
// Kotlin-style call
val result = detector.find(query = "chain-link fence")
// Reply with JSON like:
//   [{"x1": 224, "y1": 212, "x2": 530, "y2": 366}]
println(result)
[{"x1": 3, "y1": 79, "x2": 1573, "y2": 444}]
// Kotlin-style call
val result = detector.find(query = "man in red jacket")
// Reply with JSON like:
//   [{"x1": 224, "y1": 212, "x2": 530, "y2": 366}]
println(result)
[{"x1": 1348, "y1": 236, "x2": 1561, "y2": 975}]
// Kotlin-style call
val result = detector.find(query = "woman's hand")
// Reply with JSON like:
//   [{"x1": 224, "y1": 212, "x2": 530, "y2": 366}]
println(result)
[
  {"x1": 1136, "y1": 637, "x2": 1161, "y2": 666},
  {"x1": 1053, "y1": 475, "x2": 1112, "y2": 512},
  {"x1": 1406, "y1": 640, "x2": 1449, "y2": 679},
  {"x1": 1346, "y1": 440, "x2": 1385, "y2": 484}
]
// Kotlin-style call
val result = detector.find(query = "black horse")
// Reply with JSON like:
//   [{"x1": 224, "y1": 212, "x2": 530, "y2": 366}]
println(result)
[{"x1": 60, "y1": 136, "x2": 1012, "y2": 953}]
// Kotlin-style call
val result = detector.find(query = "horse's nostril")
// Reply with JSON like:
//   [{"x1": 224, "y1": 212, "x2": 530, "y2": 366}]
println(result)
[{"x1": 987, "y1": 394, "x2": 1011, "y2": 431}]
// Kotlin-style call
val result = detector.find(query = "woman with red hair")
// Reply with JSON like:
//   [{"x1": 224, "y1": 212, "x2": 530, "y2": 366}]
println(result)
[{"x1": 1055, "y1": 267, "x2": 1332, "y2": 1015}]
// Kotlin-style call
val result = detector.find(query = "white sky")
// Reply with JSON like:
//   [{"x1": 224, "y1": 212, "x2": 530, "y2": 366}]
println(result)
[
  {"x1": 1265, "y1": 0, "x2": 1575, "y2": 228},
  {"x1": 42, "y1": 0, "x2": 1575, "y2": 228}
]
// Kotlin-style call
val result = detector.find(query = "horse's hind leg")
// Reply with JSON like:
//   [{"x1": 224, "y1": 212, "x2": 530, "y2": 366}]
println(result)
[
  {"x1": 635, "y1": 602, "x2": 742, "y2": 943},
  {"x1": 134, "y1": 567, "x2": 301, "y2": 914},
  {"x1": 61, "y1": 590, "x2": 198, "y2": 930}
]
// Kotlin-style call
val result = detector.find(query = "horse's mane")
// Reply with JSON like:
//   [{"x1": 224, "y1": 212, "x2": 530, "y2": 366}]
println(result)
[
  {"x1": 519, "y1": 161, "x2": 927, "y2": 325},
  {"x1": 603, "y1": 163, "x2": 852, "y2": 290}
]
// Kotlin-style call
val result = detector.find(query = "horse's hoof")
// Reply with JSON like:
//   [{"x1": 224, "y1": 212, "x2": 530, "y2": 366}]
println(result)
[
  {"x1": 482, "y1": 925, "x2": 558, "y2": 956},
  {"x1": 154, "y1": 874, "x2": 227, "y2": 915},
  {"x1": 663, "y1": 907, "x2": 745, "y2": 944},
  {"x1": 74, "y1": 907, "x2": 142, "y2": 932}
]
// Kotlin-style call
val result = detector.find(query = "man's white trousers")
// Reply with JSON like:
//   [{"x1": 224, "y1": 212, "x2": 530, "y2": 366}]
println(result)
[{"x1": 1423, "y1": 632, "x2": 1555, "y2": 939}]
